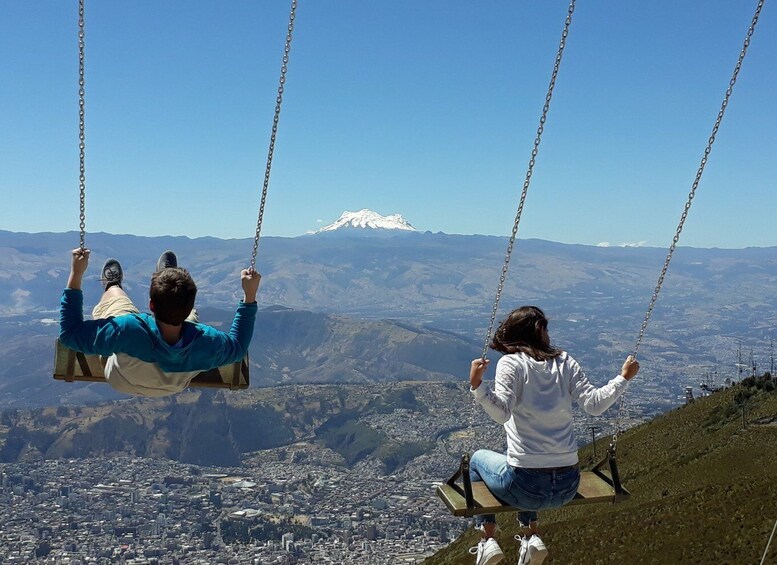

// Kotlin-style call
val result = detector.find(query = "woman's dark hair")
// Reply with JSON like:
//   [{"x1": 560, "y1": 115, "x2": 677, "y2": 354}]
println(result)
[
  {"x1": 490, "y1": 306, "x2": 562, "y2": 361},
  {"x1": 149, "y1": 268, "x2": 197, "y2": 325}
]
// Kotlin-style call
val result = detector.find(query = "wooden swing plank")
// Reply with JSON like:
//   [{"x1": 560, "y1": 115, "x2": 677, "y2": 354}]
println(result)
[
  {"x1": 53, "y1": 340, "x2": 249, "y2": 390},
  {"x1": 436, "y1": 470, "x2": 628, "y2": 517}
]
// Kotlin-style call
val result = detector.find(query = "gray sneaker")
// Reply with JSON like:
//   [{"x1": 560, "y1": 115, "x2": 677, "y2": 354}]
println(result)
[
  {"x1": 156, "y1": 250, "x2": 178, "y2": 272},
  {"x1": 101, "y1": 259, "x2": 123, "y2": 290}
]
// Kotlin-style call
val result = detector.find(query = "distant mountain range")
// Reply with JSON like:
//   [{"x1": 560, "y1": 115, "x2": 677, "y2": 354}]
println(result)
[{"x1": 0, "y1": 227, "x2": 775, "y2": 407}]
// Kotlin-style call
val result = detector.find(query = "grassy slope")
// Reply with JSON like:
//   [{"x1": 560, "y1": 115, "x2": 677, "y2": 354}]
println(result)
[{"x1": 425, "y1": 384, "x2": 777, "y2": 564}]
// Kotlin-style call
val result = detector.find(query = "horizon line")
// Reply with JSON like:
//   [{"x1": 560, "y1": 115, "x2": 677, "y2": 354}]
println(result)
[{"x1": 2, "y1": 228, "x2": 776, "y2": 252}]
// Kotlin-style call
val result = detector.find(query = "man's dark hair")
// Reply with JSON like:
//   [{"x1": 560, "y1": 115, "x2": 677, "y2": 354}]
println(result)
[
  {"x1": 149, "y1": 268, "x2": 197, "y2": 325},
  {"x1": 490, "y1": 305, "x2": 562, "y2": 361}
]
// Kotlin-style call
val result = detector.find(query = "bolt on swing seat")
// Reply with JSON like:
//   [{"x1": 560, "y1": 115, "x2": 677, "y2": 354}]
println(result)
[
  {"x1": 52, "y1": 339, "x2": 249, "y2": 390},
  {"x1": 436, "y1": 450, "x2": 629, "y2": 517}
]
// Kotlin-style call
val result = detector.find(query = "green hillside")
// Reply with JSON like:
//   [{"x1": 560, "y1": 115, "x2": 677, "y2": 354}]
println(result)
[
  {"x1": 0, "y1": 383, "x2": 439, "y2": 471},
  {"x1": 424, "y1": 376, "x2": 777, "y2": 564}
]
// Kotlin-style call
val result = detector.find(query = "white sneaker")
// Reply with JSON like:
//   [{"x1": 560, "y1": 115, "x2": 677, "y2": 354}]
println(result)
[
  {"x1": 527, "y1": 534, "x2": 548, "y2": 564},
  {"x1": 468, "y1": 538, "x2": 505, "y2": 565},
  {"x1": 516, "y1": 536, "x2": 530, "y2": 565},
  {"x1": 514, "y1": 534, "x2": 548, "y2": 565}
]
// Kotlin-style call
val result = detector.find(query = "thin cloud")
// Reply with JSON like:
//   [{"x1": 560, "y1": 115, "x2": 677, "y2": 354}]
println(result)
[{"x1": 597, "y1": 241, "x2": 648, "y2": 248}]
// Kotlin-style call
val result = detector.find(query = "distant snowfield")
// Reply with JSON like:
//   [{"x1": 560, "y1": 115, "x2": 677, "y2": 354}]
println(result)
[
  {"x1": 597, "y1": 241, "x2": 648, "y2": 248},
  {"x1": 314, "y1": 209, "x2": 416, "y2": 233}
]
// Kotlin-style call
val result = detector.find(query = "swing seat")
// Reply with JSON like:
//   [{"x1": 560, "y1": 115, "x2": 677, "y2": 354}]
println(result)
[
  {"x1": 52, "y1": 339, "x2": 249, "y2": 390},
  {"x1": 436, "y1": 452, "x2": 629, "y2": 517}
]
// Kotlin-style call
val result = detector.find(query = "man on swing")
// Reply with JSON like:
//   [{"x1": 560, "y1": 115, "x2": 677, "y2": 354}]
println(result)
[{"x1": 59, "y1": 248, "x2": 260, "y2": 396}]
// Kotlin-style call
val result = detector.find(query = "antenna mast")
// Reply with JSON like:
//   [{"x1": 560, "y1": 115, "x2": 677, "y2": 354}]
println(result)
[
  {"x1": 750, "y1": 349, "x2": 757, "y2": 378},
  {"x1": 737, "y1": 340, "x2": 744, "y2": 381}
]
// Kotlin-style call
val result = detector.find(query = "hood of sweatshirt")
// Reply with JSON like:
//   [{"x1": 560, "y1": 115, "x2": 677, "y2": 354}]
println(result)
[{"x1": 132, "y1": 313, "x2": 204, "y2": 362}]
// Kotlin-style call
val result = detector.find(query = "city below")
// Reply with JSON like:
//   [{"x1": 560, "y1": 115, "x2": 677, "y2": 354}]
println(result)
[{"x1": 0, "y1": 375, "x2": 701, "y2": 565}]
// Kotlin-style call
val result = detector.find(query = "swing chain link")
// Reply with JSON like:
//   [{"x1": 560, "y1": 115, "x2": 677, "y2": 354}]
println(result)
[
  {"x1": 467, "y1": 0, "x2": 578, "y2": 452},
  {"x1": 481, "y1": 0, "x2": 577, "y2": 361},
  {"x1": 610, "y1": 395, "x2": 626, "y2": 456},
  {"x1": 78, "y1": 0, "x2": 86, "y2": 251},
  {"x1": 614, "y1": 0, "x2": 765, "y2": 453},
  {"x1": 250, "y1": 0, "x2": 297, "y2": 273},
  {"x1": 632, "y1": 0, "x2": 763, "y2": 359}
]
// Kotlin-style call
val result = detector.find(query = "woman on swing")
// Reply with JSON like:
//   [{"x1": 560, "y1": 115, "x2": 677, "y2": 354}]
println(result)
[{"x1": 468, "y1": 306, "x2": 639, "y2": 565}]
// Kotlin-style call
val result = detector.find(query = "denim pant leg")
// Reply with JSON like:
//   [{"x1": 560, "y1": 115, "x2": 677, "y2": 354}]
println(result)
[
  {"x1": 513, "y1": 467, "x2": 581, "y2": 527},
  {"x1": 468, "y1": 449, "x2": 514, "y2": 527},
  {"x1": 469, "y1": 450, "x2": 581, "y2": 528},
  {"x1": 517, "y1": 509, "x2": 538, "y2": 528}
]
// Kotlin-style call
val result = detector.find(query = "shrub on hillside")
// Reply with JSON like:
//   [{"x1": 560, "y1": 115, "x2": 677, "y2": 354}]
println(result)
[
  {"x1": 740, "y1": 373, "x2": 775, "y2": 392},
  {"x1": 704, "y1": 373, "x2": 775, "y2": 430}
]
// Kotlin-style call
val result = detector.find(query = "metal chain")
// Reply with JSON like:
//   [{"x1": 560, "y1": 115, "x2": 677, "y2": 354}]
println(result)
[
  {"x1": 611, "y1": 0, "x2": 765, "y2": 453},
  {"x1": 249, "y1": 0, "x2": 297, "y2": 272},
  {"x1": 610, "y1": 386, "x2": 629, "y2": 454},
  {"x1": 480, "y1": 0, "x2": 577, "y2": 360},
  {"x1": 78, "y1": 0, "x2": 86, "y2": 250},
  {"x1": 467, "y1": 0, "x2": 578, "y2": 446},
  {"x1": 632, "y1": 0, "x2": 764, "y2": 359}
]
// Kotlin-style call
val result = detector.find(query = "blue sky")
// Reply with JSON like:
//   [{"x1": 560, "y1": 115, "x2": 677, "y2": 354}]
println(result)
[{"x1": 1, "y1": 1, "x2": 775, "y2": 248}]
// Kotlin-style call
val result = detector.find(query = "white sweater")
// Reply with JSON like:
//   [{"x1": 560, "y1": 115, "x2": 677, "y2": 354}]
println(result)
[{"x1": 472, "y1": 351, "x2": 629, "y2": 468}]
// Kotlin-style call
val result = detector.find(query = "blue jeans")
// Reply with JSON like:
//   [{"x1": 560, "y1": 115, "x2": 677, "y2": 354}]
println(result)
[{"x1": 469, "y1": 449, "x2": 581, "y2": 527}]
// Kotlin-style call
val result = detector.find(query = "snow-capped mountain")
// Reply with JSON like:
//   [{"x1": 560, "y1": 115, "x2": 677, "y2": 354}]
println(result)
[{"x1": 314, "y1": 209, "x2": 417, "y2": 234}]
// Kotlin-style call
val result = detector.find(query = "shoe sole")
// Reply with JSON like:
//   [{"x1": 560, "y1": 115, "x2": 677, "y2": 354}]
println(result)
[
  {"x1": 101, "y1": 259, "x2": 123, "y2": 288},
  {"x1": 157, "y1": 251, "x2": 178, "y2": 271},
  {"x1": 484, "y1": 553, "x2": 504, "y2": 565},
  {"x1": 531, "y1": 548, "x2": 548, "y2": 565}
]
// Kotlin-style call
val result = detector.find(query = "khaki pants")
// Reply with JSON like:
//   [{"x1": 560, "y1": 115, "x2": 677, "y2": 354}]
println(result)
[{"x1": 92, "y1": 288, "x2": 198, "y2": 322}]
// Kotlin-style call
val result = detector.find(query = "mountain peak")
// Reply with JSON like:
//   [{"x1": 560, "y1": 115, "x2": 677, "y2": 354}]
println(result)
[{"x1": 314, "y1": 209, "x2": 417, "y2": 234}]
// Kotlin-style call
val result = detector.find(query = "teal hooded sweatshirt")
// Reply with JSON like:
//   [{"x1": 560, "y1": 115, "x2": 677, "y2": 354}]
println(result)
[{"x1": 59, "y1": 288, "x2": 257, "y2": 372}]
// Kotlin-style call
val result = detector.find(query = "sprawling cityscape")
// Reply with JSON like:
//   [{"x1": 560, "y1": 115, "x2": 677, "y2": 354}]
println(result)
[{"x1": 0, "y1": 375, "x2": 690, "y2": 565}]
